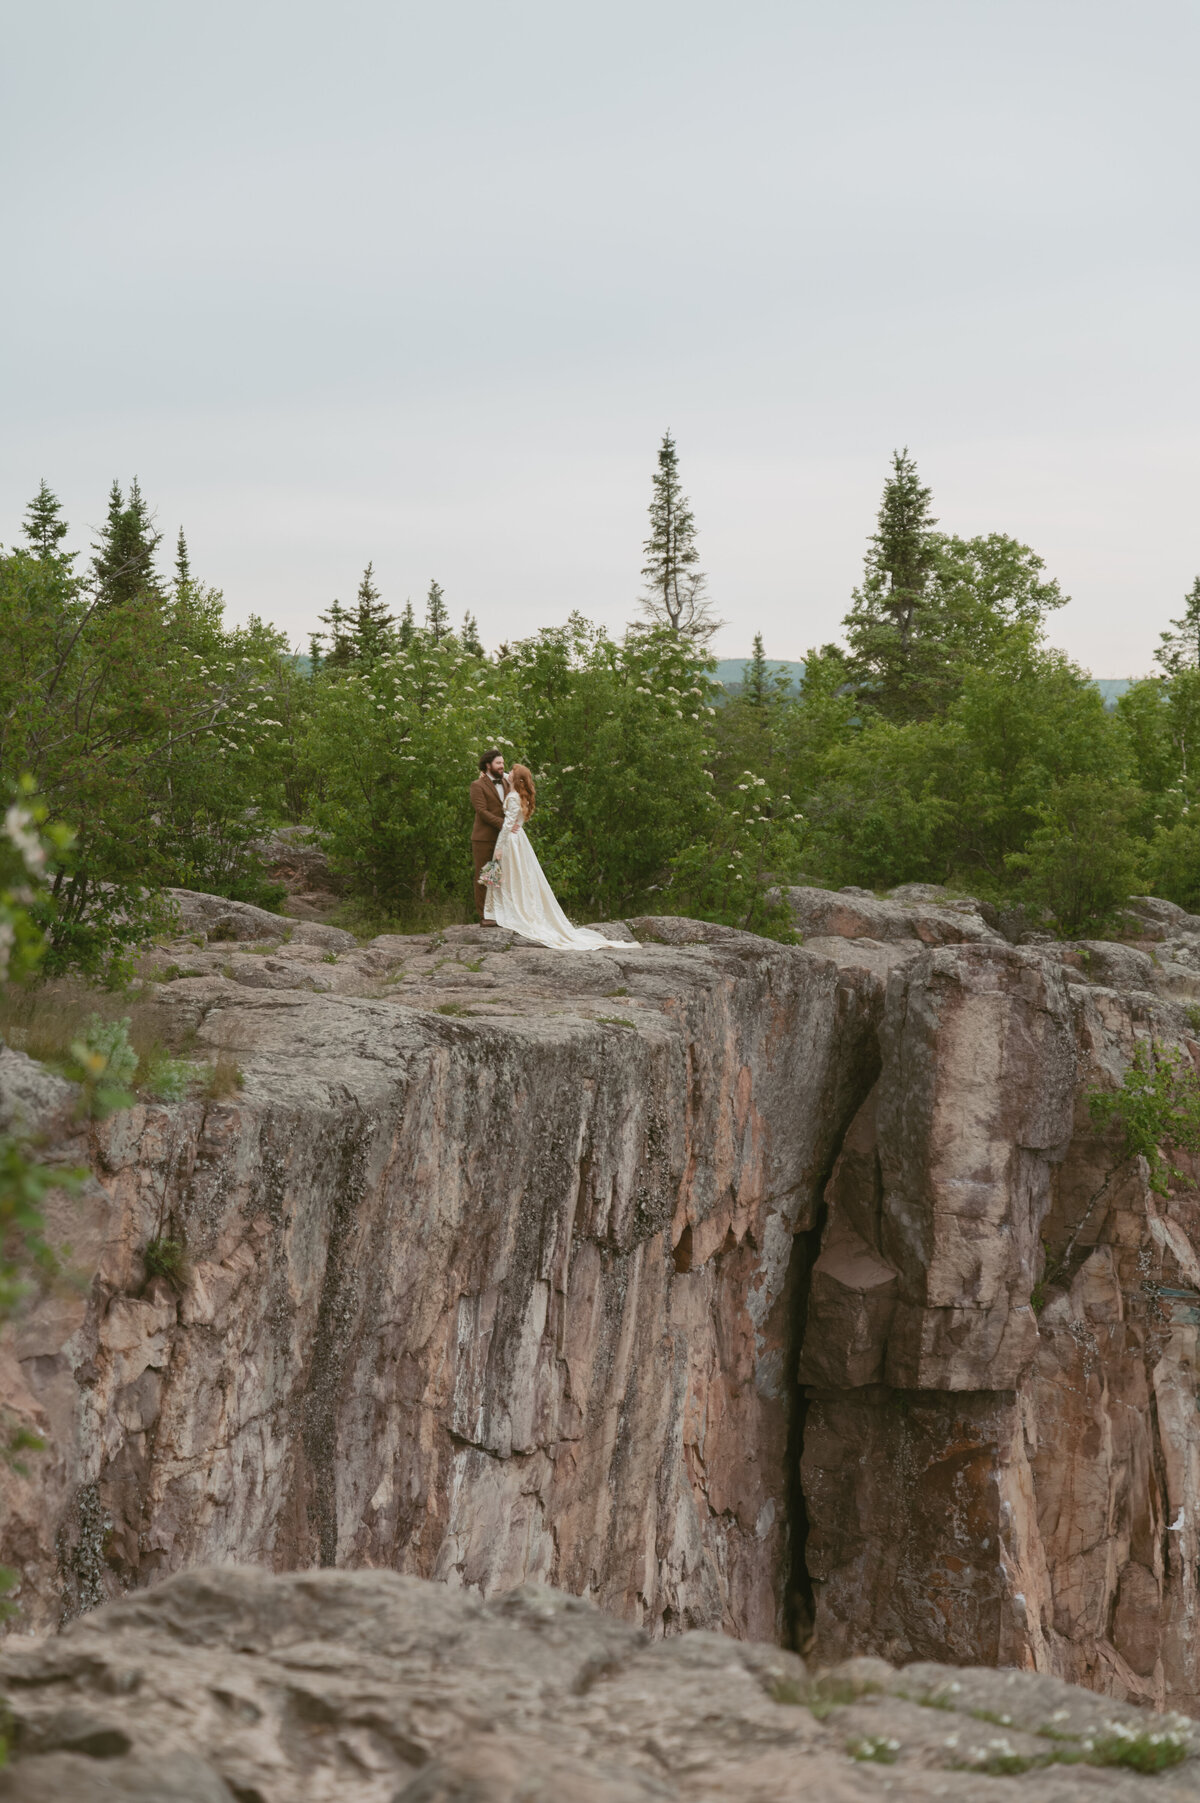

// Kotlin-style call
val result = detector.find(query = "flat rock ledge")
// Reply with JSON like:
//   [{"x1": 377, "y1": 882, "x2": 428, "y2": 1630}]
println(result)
[{"x1": 1, "y1": 1566, "x2": 1198, "y2": 1803}]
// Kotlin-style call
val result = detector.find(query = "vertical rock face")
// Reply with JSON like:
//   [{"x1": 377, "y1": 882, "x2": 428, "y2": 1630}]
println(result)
[
  {"x1": 797, "y1": 900, "x2": 1200, "y2": 1715},
  {"x1": 0, "y1": 920, "x2": 878, "y2": 1643},
  {"x1": 8, "y1": 887, "x2": 1200, "y2": 1720}
]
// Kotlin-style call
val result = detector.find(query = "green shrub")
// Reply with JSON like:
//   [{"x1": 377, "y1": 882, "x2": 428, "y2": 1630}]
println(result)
[
  {"x1": 1145, "y1": 818, "x2": 1200, "y2": 913},
  {"x1": 1005, "y1": 777, "x2": 1143, "y2": 937},
  {"x1": 137, "y1": 1051, "x2": 199, "y2": 1101},
  {"x1": 143, "y1": 1236, "x2": 189, "y2": 1291},
  {"x1": 1087, "y1": 1040, "x2": 1200, "y2": 1196}
]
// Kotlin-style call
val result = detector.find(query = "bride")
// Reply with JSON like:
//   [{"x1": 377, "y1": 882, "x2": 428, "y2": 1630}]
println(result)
[{"x1": 483, "y1": 765, "x2": 628, "y2": 951}]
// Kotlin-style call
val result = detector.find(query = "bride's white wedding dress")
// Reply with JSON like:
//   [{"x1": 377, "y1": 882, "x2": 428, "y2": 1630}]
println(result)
[{"x1": 484, "y1": 791, "x2": 627, "y2": 950}]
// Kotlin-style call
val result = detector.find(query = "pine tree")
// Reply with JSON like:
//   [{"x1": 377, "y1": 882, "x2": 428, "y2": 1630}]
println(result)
[
  {"x1": 637, "y1": 432, "x2": 719, "y2": 642},
  {"x1": 22, "y1": 480, "x2": 71, "y2": 560},
  {"x1": 842, "y1": 449, "x2": 940, "y2": 718},
  {"x1": 92, "y1": 477, "x2": 163, "y2": 605},
  {"x1": 397, "y1": 599, "x2": 416, "y2": 649},
  {"x1": 352, "y1": 561, "x2": 393, "y2": 662},
  {"x1": 316, "y1": 597, "x2": 354, "y2": 667},
  {"x1": 425, "y1": 579, "x2": 449, "y2": 645},
  {"x1": 175, "y1": 528, "x2": 192, "y2": 590},
  {"x1": 461, "y1": 611, "x2": 483, "y2": 656},
  {"x1": 308, "y1": 631, "x2": 324, "y2": 674},
  {"x1": 1157, "y1": 577, "x2": 1200, "y2": 675},
  {"x1": 744, "y1": 633, "x2": 768, "y2": 708}
]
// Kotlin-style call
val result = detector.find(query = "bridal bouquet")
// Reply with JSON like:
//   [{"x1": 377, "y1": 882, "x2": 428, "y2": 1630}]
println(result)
[{"x1": 479, "y1": 856, "x2": 502, "y2": 888}]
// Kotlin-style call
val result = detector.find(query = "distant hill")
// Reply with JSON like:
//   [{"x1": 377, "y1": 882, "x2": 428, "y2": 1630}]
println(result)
[
  {"x1": 713, "y1": 658, "x2": 805, "y2": 694},
  {"x1": 714, "y1": 660, "x2": 1134, "y2": 709},
  {"x1": 291, "y1": 651, "x2": 1133, "y2": 708}
]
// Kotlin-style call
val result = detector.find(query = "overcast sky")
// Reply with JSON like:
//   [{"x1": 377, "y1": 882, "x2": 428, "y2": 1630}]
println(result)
[{"x1": 2, "y1": 0, "x2": 1197, "y2": 672}]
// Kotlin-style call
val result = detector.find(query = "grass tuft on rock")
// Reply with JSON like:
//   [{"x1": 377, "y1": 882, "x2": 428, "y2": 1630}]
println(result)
[{"x1": 143, "y1": 1236, "x2": 189, "y2": 1292}]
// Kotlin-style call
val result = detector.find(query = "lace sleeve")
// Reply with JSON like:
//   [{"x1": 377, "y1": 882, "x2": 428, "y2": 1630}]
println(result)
[{"x1": 504, "y1": 790, "x2": 523, "y2": 822}]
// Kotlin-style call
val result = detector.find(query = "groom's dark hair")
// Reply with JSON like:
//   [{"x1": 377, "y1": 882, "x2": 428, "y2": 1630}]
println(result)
[{"x1": 478, "y1": 749, "x2": 502, "y2": 771}]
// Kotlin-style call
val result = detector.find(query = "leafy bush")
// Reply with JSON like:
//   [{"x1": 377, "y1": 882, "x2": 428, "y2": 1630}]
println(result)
[
  {"x1": 665, "y1": 772, "x2": 804, "y2": 937},
  {"x1": 1145, "y1": 817, "x2": 1200, "y2": 913},
  {"x1": 1005, "y1": 777, "x2": 1143, "y2": 937},
  {"x1": 1087, "y1": 1039, "x2": 1200, "y2": 1196}
]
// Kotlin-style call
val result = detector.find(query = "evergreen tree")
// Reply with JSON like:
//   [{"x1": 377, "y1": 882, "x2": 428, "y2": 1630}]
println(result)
[
  {"x1": 92, "y1": 477, "x2": 163, "y2": 605},
  {"x1": 397, "y1": 599, "x2": 416, "y2": 649},
  {"x1": 352, "y1": 561, "x2": 393, "y2": 662},
  {"x1": 308, "y1": 631, "x2": 323, "y2": 674},
  {"x1": 1157, "y1": 577, "x2": 1200, "y2": 675},
  {"x1": 744, "y1": 633, "x2": 768, "y2": 708},
  {"x1": 843, "y1": 449, "x2": 940, "y2": 719},
  {"x1": 316, "y1": 597, "x2": 354, "y2": 667},
  {"x1": 22, "y1": 480, "x2": 71, "y2": 560},
  {"x1": 425, "y1": 579, "x2": 449, "y2": 644},
  {"x1": 638, "y1": 432, "x2": 719, "y2": 642},
  {"x1": 461, "y1": 611, "x2": 484, "y2": 656},
  {"x1": 175, "y1": 528, "x2": 192, "y2": 590}
]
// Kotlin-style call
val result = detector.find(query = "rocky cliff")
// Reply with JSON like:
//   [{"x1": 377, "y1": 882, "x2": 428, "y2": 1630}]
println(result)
[
  {"x1": 5, "y1": 884, "x2": 1200, "y2": 1719},
  {"x1": 0, "y1": 896, "x2": 877, "y2": 1648}
]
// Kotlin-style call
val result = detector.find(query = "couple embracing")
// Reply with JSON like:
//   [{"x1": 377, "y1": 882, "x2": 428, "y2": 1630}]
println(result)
[{"x1": 468, "y1": 751, "x2": 625, "y2": 952}]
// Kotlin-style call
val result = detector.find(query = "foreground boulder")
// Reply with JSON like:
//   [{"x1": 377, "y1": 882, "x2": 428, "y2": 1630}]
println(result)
[{"x1": 2, "y1": 1565, "x2": 1199, "y2": 1801}]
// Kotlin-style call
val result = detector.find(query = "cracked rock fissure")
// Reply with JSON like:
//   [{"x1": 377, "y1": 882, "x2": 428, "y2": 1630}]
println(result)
[{"x1": 9, "y1": 890, "x2": 1200, "y2": 1721}]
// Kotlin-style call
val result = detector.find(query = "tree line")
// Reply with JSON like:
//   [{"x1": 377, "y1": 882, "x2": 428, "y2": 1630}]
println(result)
[{"x1": 3, "y1": 438, "x2": 1200, "y2": 974}]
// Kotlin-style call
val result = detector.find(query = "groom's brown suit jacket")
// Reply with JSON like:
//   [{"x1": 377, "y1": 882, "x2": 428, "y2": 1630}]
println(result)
[
  {"x1": 470, "y1": 774, "x2": 509, "y2": 917},
  {"x1": 469, "y1": 774, "x2": 507, "y2": 846}
]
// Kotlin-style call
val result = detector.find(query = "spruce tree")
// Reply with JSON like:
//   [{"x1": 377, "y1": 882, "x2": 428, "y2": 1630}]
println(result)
[
  {"x1": 744, "y1": 632, "x2": 768, "y2": 707},
  {"x1": 1157, "y1": 577, "x2": 1200, "y2": 674},
  {"x1": 638, "y1": 432, "x2": 719, "y2": 642},
  {"x1": 22, "y1": 480, "x2": 71, "y2": 560},
  {"x1": 425, "y1": 579, "x2": 449, "y2": 644},
  {"x1": 352, "y1": 561, "x2": 393, "y2": 662},
  {"x1": 92, "y1": 477, "x2": 163, "y2": 605},
  {"x1": 397, "y1": 599, "x2": 416, "y2": 649},
  {"x1": 316, "y1": 597, "x2": 354, "y2": 667},
  {"x1": 461, "y1": 611, "x2": 483, "y2": 656},
  {"x1": 175, "y1": 528, "x2": 192, "y2": 590},
  {"x1": 843, "y1": 449, "x2": 940, "y2": 719}
]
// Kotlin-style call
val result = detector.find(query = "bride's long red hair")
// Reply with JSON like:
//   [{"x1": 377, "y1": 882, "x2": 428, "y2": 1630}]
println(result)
[{"x1": 511, "y1": 764, "x2": 536, "y2": 820}]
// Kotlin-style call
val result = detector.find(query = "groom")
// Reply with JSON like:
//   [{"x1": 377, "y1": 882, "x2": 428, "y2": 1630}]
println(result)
[{"x1": 469, "y1": 749, "x2": 509, "y2": 923}]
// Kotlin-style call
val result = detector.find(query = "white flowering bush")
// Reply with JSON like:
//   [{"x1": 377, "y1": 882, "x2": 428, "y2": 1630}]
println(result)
[{"x1": 664, "y1": 771, "x2": 808, "y2": 937}]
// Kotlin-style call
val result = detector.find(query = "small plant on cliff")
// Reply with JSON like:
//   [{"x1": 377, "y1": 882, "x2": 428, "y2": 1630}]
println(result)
[
  {"x1": 1087, "y1": 1039, "x2": 1200, "y2": 1196},
  {"x1": 62, "y1": 1015, "x2": 138, "y2": 1117},
  {"x1": 143, "y1": 1235, "x2": 189, "y2": 1291},
  {"x1": 952, "y1": 1738, "x2": 1034, "y2": 1776},
  {"x1": 202, "y1": 1055, "x2": 244, "y2": 1099},
  {"x1": 1086, "y1": 1720, "x2": 1190, "y2": 1773},
  {"x1": 137, "y1": 1048, "x2": 200, "y2": 1101},
  {"x1": 1036, "y1": 1040, "x2": 1200, "y2": 1299},
  {"x1": 847, "y1": 1734, "x2": 899, "y2": 1764}
]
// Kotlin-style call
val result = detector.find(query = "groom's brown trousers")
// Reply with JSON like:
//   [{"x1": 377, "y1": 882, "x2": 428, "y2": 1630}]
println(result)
[{"x1": 469, "y1": 775, "x2": 507, "y2": 920}]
